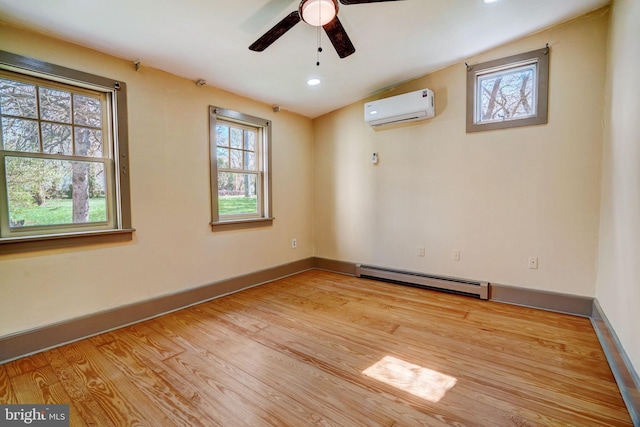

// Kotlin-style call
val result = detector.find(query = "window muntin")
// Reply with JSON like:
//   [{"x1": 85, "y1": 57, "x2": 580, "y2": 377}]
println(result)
[
  {"x1": 0, "y1": 49, "x2": 132, "y2": 250},
  {"x1": 466, "y1": 47, "x2": 549, "y2": 133},
  {"x1": 210, "y1": 107, "x2": 272, "y2": 227}
]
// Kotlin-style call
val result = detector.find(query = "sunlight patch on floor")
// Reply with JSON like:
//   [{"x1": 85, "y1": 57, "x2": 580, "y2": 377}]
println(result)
[{"x1": 362, "y1": 355, "x2": 457, "y2": 403}]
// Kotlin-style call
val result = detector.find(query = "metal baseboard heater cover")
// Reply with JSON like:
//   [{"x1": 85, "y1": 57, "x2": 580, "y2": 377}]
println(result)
[{"x1": 355, "y1": 264, "x2": 489, "y2": 300}]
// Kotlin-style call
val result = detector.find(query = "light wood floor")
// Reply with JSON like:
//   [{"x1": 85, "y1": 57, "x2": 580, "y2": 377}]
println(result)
[{"x1": 0, "y1": 270, "x2": 632, "y2": 426}]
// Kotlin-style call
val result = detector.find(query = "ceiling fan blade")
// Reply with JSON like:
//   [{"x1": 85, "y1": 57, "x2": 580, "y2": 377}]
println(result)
[
  {"x1": 249, "y1": 11, "x2": 301, "y2": 52},
  {"x1": 323, "y1": 16, "x2": 356, "y2": 58},
  {"x1": 339, "y1": 0, "x2": 404, "y2": 4}
]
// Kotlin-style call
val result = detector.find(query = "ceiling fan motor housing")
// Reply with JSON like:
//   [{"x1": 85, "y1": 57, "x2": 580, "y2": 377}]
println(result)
[{"x1": 299, "y1": 0, "x2": 339, "y2": 26}]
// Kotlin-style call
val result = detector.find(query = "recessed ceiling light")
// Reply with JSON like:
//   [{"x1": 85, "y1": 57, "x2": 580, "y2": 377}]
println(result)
[
  {"x1": 307, "y1": 78, "x2": 321, "y2": 86},
  {"x1": 483, "y1": 0, "x2": 500, "y2": 4}
]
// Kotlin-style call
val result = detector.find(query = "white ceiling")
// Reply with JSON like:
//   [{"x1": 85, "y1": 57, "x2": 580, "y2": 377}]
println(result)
[{"x1": 0, "y1": 0, "x2": 609, "y2": 118}]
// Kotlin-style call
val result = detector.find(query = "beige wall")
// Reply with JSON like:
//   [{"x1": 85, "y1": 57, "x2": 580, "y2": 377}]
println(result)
[
  {"x1": 313, "y1": 9, "x2": 609, "y2": 296},
  {"x1": 0, "y1": 24, "x2": 314, "y2": 337},
  {"x1": 597, "y1": 0, "x2": 640, "y2": 372},
  {"x1": 2, "y1": 6, "x2": 635, "y2": 377}
]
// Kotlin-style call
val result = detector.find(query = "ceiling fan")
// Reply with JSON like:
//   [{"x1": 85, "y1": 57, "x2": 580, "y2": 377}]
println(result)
[{"x1": 249, "y1": 0, "x2": 404, "y2": 59}]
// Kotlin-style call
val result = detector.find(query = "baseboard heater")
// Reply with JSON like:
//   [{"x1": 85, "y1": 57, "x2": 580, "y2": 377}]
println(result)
[{"x1": 355, "y1": 264, "x2": 489, "y2": 300}]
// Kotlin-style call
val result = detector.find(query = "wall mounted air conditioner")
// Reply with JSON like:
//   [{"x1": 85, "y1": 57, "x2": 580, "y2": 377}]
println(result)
[{"x1": 364, "y1": 88, "x2": 435, "y2": 127}]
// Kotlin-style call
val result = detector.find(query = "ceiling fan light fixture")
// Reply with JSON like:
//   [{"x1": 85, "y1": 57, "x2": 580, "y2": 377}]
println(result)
[{"x1": 301, "y1": 0, "x2": 337, "y2": 27}]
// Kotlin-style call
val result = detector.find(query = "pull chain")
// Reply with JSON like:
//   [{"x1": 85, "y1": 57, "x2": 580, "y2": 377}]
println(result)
[
  {"x1": 316, "y1": 5, "x2": 323, "y2": 66},
  {"x1": 316, "y1": 24, "x2": 322, "y2": 66}
]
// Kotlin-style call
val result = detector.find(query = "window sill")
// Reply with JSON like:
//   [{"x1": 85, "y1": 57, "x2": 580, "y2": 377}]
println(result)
[
  {"x1": 0, "y1": 229, "x2": 135, "y2": 255},
  {"x1": 211, "y1": 217, "x2": 274, "y2": 231},
  {"x1": 466, "y1": 115, "x2": 547, "y2": 133}
]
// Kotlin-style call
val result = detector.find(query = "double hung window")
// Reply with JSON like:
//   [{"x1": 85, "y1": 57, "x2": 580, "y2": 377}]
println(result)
[
  {"x1": 209, "y1": 107, "x2": 272, "y2": 229},
  {"x1": 0, "y1": 50, "x2": 131, "y2": 251}
]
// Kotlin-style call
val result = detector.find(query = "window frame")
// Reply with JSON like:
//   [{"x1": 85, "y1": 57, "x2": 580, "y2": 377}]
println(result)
[
  {"x1": 209, "y1": 106, "x2": 273, "y2": 230},
  {"x1": 0, "y1": 50, "x2": 133, "y2": 253},
  {"x1": 466, "y1": 47, "x2": 549, "y2": 133}
]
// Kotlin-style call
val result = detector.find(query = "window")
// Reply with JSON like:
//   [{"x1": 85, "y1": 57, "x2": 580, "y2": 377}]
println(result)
[
  {"x1": 209, "y1": 107, "x2": 272, "y2": 229},
  {"x1": 466, "y1": 47, "x2": 549, "y2": 133},
  {"x1": 0, "y1": 50, "x2": 132, "y2": 252}
]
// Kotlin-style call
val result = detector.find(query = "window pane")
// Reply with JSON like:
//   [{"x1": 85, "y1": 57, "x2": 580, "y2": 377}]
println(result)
[
  {"x1": 0, "y1": 79, "x2": 37, "y2": 118},
  {"x1": 244, "y1": 151, "x2": 256, "y2": 171},
  {"x1": 477, "y1": 63, "x2": 536, "y2": 123},
  {"x1": 42, "y1": 122, "x2": 72, "y2": 155},
  {"x1": 244, "y1": 130, "x2": 256, "y2": 151},
  {"x1": 5, "y1": 156, "x2": 107, "y2": 227},
  {"x1": 73, "y1": 94, "x2": 102, "y2": 127},
  {"x1": 89, "y1": 162, "x2": 107, "y2": 200},
  {"x1": 230, "y1": 127, "x2": 242, "y2": 149},
  {"x1": 217, "y1": 172, "x2": 258, "y2": 215},
  {"x1": 216, "y1": 125, "x2": 229, "y2": 147},
  {"x1": 74, "y1": 127, "x2": 102, "y2": 157},
  {"x1": 1, "y1": 117, "x2": 39, "y2": 152},
  {"x1": 39, "y1": 87, "x2": 71, "y2": 123},
  {"x1": 230, "y1": 149, "x2": 243, "y2": 169},
  {"x1": 217, "y1": 147, "x2": 229, "y2": 168}
]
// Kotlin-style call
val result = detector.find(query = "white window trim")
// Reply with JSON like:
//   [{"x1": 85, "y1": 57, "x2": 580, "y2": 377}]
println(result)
[
  {"x1": 0, "y1": 50, "x2": 133, "y2": 253},
  {"x1": 209, "y1": 106, "x2": 273, "y2": 230},
  {"x1": 466, "y1": 47, "x2": 549, "y2": 133}
]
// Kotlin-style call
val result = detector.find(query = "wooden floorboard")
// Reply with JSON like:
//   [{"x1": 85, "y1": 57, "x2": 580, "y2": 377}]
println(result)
[{"x1": 0, "y1": 270, "x2": 633, "y2": 426}]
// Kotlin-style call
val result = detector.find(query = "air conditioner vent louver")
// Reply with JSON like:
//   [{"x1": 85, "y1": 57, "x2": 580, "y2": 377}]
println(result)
[{"x1": 355, "y1": 264, "x2": 489, "y2": 300}]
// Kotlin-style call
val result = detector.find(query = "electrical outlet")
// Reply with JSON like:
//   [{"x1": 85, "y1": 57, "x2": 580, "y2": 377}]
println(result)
[
  {"x1": 528, "y1": 256, "x2": 538, "y2": 269},
  {"x1": 418, "y1": 246, "x2": 425, "y2": 257},
  {"x1": 291, "y1": 238, "x2": 297, "y2": 249},
  {"x1": 453, "y1": 250, "x2": 461, "y2": 261}
]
